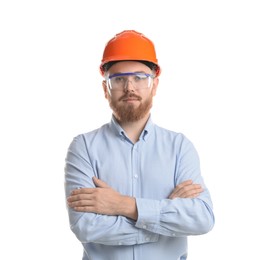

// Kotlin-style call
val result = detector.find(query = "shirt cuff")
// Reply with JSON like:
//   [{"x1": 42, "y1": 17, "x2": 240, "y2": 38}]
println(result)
[{"x1": 135, "y1": 198, "x2": 161, "y2": 233}]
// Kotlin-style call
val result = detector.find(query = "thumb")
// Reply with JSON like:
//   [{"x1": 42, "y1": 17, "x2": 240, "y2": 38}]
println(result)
[{"x1": 93, "y1": 177, "x2": 109, "y2": 188}]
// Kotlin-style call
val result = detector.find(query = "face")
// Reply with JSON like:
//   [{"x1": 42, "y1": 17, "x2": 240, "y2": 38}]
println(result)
[{"x1": 102, "y1": 61, "x2": 159, "y2": 123}]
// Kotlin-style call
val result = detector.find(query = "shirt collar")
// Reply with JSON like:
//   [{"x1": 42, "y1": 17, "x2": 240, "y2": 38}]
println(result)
[
  {"x1": 110, "y1": 115, "x2": 125, "y2": 137},
  {"x1": 141, "y1": 115, "x2": 154, "y2": 141},
  {"x1": 110, "y1": 114, "x2": 154, "y2": 142}
]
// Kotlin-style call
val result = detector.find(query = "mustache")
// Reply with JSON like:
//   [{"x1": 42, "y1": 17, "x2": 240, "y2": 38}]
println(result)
[{"x1": 119, "y1": 93, "x2": 142, "y2": 101}]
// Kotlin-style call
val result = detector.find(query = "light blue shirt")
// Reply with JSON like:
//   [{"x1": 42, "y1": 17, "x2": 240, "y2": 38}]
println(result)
[{"x1": 64, "y1": 115, "x2": 214, "y2": 260}]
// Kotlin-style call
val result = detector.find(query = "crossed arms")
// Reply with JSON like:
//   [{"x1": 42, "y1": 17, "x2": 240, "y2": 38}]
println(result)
[
  {"x1": 64, "y1": 135, "x2": 214, "y2": 245},
  {"x1": 67, "y1": 177, "x2": 203, "y2": 221}
]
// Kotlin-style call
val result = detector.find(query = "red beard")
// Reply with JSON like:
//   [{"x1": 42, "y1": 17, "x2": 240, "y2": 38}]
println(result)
[{"x1": 109, "y1": 92, "x2": 153, "y2": 123}]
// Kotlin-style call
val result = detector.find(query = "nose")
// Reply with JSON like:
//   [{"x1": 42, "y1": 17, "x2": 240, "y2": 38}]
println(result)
[{"x1": 124, "y1": 79, "x2": 135, "y2": 92}]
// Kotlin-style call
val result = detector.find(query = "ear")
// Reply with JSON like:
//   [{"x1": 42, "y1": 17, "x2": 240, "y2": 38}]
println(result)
[
  {"x1": 151, "y1": 77, "x2": 159, "y2": 96},
  {"x1": 102, "y1": 80, "x2": 108, "y2": 99}
]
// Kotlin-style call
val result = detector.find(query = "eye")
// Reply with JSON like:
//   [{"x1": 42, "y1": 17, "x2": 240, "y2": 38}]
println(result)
[
  {"x1": 114, "y1": 76, "x2": 126, "y2": 84},
  {"x1": 134, "y1": 74, "x2": 147, "y2": 82}
]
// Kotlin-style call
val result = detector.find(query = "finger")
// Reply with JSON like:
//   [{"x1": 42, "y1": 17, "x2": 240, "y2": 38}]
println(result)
[
  {"x1": 168, "y1": 181, "x2": 192, "y2": 199},
  {"x1": 168, "y1": 193, "x2": 176, "y2": 199},
  {"x1": 68, "y1": 197, "x2": 94, "y2": 207},
  {"x1": 178, "y1": 184, "x2": 202, "y2": 197},
  {"x1": 170, "y1": 182, "x2": 197, "y2": 198},
  {"x1": 169, "y1": 185, "x2": 203, "y2": 199},
  {"x1": 93, "y1": 177, "x2": 109, "y2": 188},
  {"x1": 176, "y1": 187, "x2": 203, "y2": 199},
  {"x1": 72, "y1": 206, "x2": 94, "y2": 212},
  {"x1": 191, "y1": 192, "x2": 201, "y2": 198},
  {"x1": 178, "y1": 186, "x2": 202, "y2": 198},
  {"x1": 177, "y1": 180, "x2": 193, "y2": 189},
  {"x1": 70, "y1": 188, "x2": 95, "y2": 196},
  {"x1": 67, "y1": 193, "x2": 92, "y2": 203}
]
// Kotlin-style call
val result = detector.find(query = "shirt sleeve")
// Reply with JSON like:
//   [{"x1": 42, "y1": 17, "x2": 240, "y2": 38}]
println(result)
[
  {"x1": 64, "y1": 135, "x2": 159, "y2": 246},
  {"x1": 135, "y1": 137, "x2": 215, "y2": 237}
]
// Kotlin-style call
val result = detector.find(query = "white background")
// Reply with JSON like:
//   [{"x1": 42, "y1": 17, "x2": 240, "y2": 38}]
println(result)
[{"x1": 1, "y1": 0, "x2": 265, "y2": 259}]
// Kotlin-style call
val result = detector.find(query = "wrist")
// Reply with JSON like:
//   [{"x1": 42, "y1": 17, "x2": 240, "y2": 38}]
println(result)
[{"x1": 118, "y1": 196, "x2": 138, "y2": 220}]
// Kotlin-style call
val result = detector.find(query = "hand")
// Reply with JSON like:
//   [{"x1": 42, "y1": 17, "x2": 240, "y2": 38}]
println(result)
[
  {"x1": 67, "y1": 177, "x2": 137, "y2": 220},
  {"x1": 168, "y1": 180, "x2": 203, "y2": 199},
  {"x1": 67, "y1": 177, "x2": 122, "y2": 215}
]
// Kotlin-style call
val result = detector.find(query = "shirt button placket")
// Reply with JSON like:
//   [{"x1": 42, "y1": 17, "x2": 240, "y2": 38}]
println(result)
[{"x1": 131, "y1": 144, "x2": 139, "y2": 197}]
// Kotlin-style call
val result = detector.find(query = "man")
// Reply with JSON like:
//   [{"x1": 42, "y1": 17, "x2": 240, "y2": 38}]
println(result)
[{"x1": 65, "y1": 30, "x2": 214, "y2": 260}]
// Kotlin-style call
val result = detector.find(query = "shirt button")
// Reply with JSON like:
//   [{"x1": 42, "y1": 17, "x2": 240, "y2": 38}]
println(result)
[
  {"x1": 134, "y1": 174, "x2": 138, "y2": 179},
  {"x1": 145, "y1": 237, "x2": 150, "y2": 241},
  {"x1": 172, "y1": 233, "x2": 176, "y2": 236},
  {"x1": 118, "y1": 242, "x2": 123, "y2": 245},
  {"x1": 143, "y1": 224, "x2": 147, "y2": 229}
]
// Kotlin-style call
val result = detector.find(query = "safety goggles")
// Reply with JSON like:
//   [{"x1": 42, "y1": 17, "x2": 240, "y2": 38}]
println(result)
[{"x1": 106, "y1": 72, "x2": 155, "y2": 91}]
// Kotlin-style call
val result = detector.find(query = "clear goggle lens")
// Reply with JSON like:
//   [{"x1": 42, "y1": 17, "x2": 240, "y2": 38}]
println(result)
[{"x1": 107, "y1": 72, "x2": 154, "y2": 91}]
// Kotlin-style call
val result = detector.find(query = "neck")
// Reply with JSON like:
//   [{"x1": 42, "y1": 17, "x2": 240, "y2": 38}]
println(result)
[{"x1": 116, "y1": 113, "x2": 150, "y2": 144}]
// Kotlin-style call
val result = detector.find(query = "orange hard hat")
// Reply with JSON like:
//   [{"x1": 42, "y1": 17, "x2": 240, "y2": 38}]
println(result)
[{"x1": 100, "y1": 30, "x2": 161, "y2": 77}]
